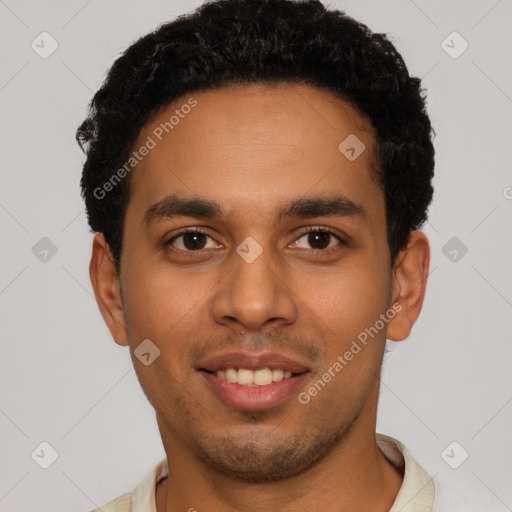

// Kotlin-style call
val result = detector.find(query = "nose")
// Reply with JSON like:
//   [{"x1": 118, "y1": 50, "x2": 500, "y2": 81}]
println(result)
[{"x1": 210, "y1": 244, "x2": 297, "y2": 333}]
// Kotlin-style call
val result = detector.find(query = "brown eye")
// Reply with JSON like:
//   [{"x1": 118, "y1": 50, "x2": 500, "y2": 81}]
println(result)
[
  {"x1": 294, "y1": 229, "x2": 344, "y2": 251},
  {"x1": 166, "y1": 229, "x2": 219, "y2": 251}
]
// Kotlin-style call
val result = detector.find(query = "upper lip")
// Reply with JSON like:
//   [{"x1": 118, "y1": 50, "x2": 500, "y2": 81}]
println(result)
[{"x1": 196, "y1": 351, "x2": 310, "y2": 374}]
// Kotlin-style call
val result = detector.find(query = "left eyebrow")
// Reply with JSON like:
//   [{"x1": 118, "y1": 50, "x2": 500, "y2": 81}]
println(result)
[
  {"x1": 143, "y1": 193, "x2": 368, "y2": 227},
  {"x1": 274, "y1": 195, "x2": 368, "y2": 224}
]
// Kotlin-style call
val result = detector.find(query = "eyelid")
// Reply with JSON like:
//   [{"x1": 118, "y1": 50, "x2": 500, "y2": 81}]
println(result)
[
  {"x1": 290, "y1": 225, "x2": 347, "y2": 253},
  {"x1": 165, "y1": 227, "x2": 220, "y2": 250},
  {"x1": 298, "y1": 225, "x2": 347, "y2": 243}
]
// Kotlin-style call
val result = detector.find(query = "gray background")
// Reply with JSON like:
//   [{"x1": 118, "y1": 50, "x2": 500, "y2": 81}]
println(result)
[{"x1": 0, "y1": 0, "x2": 511, "y2": 510}]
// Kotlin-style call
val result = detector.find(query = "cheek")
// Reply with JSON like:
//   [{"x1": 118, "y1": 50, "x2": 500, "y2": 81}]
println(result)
[
  {"x1": 120, "y1": 271, "x2": 186, "y2": 357},
  {"x1": 304, "y1": 270, "x2": 389, "y2": 401},
  {"x1": 122, "y1": 266, "x2": 228, "y2": 377},
  {"x1": 306, "y1": 263, "x2": 390, "y2": 337},
  {"x1": 124, "y1": 265, "x2": 206, "y2": 323},
  {"x1": 303, "y1": 266, "x2": 390, "y2": 392}
]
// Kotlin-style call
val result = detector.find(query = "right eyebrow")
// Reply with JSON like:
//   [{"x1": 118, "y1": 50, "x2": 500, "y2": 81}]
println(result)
[{"x1": 143, "y1": 195, "x2": 224, "y2": 227}]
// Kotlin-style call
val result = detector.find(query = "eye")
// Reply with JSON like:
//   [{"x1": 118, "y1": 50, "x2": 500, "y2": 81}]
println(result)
[
  {"x1": 291, "y1": 228, "x2": 345, "y2": 252},
  {"x1": 166, "y1": 228, "x2": 220, "y2": 251},
  {"x1": 165, "y1": 227, "x2": 346, "y2": 254}
]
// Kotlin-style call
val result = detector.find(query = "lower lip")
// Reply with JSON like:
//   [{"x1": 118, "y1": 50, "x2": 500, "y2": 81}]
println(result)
[{"x1": 200, "y1": 371, "x2": 310, "y2": 411}]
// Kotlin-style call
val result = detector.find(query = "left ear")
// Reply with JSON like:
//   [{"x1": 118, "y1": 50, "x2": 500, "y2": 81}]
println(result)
[{"x1": 387, "y1": 231, "x2": 430, "y2": 342}]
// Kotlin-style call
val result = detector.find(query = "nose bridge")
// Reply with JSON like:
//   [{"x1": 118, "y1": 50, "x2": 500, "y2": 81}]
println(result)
[{"x1": 211, "y1": 238, "x2": 297, "y2": 331}]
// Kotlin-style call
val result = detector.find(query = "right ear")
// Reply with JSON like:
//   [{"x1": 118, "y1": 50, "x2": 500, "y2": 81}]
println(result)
[{"x1": 89, "y1": 233, "x2": 128, "y2": 346}]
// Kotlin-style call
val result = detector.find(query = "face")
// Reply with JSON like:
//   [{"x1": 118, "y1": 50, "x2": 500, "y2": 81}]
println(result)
[{"x1": 91, "y1": 83, "x2": 428, "y2": 483}]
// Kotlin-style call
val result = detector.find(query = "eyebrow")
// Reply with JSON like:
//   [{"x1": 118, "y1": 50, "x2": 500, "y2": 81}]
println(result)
[{"x1": 143, "y1": 193, "x2": 368, "y2": 227}]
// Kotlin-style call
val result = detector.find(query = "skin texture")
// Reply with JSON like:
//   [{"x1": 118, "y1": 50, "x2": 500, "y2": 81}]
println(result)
[{"x1": 90, "y1": 83, "x2": 430, "y2": 512}]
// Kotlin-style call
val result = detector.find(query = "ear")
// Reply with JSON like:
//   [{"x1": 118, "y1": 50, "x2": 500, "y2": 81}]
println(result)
[
  {"x1": 386, "y1": 231, "x2": 430, "y2": 342},
  {"x1": 89, "y1": 233, "x2": 128, "y2": 346}
]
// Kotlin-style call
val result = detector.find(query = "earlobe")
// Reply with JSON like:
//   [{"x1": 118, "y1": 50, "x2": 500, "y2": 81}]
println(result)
[
  {"x1": 89, "y1": 233, "x2": 128, "y2": 346},
  {"x1": 387, "y1": 231, "x2": 430, "y2": 342}
]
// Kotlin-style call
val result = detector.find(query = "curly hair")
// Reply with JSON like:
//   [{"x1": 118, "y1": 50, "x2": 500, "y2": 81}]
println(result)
[{"x1": 76, "y1": 0, "x2": 435, "y2": 274}]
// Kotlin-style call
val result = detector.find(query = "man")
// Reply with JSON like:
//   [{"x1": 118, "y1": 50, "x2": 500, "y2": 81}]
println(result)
[{"x1": 77, "y1": 0, "x2": 439, "y2": 510}]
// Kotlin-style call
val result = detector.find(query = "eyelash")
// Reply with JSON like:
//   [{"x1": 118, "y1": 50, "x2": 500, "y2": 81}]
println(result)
[{"x1": 165, "y1": 226, "x2": 346, "y2": 254}]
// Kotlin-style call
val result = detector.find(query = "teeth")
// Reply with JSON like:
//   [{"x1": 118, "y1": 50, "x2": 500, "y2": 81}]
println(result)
[
  {"x1": 272, "y1": 369, "x2": 283, "y2": 382},
  {"x1": 216, "y1": 367, "x2": 295, "y2": 386},
  {"x1": 237, "y1": 368, "x2": 254, "y2": 385},
  {"x1": 254, "y1": 368, "x2": 273, "y2": 385},
  {"x1": 225, "y1": 368, "x2": 238, "y2": 383}
]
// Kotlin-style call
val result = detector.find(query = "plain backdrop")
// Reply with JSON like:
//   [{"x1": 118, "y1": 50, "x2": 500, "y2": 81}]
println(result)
[{"x1": 0, "y1": 0, "x2": 511, "y2": 510}]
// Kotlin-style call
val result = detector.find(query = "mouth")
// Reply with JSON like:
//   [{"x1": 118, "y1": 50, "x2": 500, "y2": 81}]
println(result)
[{"x1": 196, "y1": 352, "x2": 311, "y2": 410}]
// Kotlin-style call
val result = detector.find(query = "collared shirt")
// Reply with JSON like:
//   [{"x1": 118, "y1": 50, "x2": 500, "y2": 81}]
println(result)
[{"x1": 89, "y1": 433, "x2": 437, "y2": 512}]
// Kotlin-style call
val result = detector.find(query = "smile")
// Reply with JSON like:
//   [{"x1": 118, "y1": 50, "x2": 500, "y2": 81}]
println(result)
[
  {"x1": 199, "y1": 368, "x2": 310, "y2": 410},
  {"x1": 209, "y1": 367, "x2": 295, "y2": 386}
]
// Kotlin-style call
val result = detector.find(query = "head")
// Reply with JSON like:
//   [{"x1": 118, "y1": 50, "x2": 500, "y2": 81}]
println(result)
[{"x1": 79, "y1": 0, "x2": 434, "y2": 482}]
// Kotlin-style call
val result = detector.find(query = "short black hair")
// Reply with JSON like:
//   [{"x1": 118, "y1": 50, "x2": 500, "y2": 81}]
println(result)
[{"x1": 76, "y1": 0, "x2": 435, "y2": 274}]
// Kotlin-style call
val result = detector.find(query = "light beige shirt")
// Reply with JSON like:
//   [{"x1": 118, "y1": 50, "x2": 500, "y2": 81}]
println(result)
[{"x1": 89, "y1": 433, "x2": 435, "y2": 512}]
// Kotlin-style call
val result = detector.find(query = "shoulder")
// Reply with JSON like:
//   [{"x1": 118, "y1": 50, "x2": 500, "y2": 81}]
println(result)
[
  {"x1": 87, "y1": 491, "x2": 132, "y2": 512},
  {"x1": 433, "y1": 474, "x2": 504, "y2": 512},
  {"x1": 86, "y1": 457, "x2": 168, "y2": 512}
]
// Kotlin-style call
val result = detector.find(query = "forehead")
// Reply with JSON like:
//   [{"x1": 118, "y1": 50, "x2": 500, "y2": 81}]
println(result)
[{"x1": 126, "y1": 82, "x2": 383, "y2": 227}]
